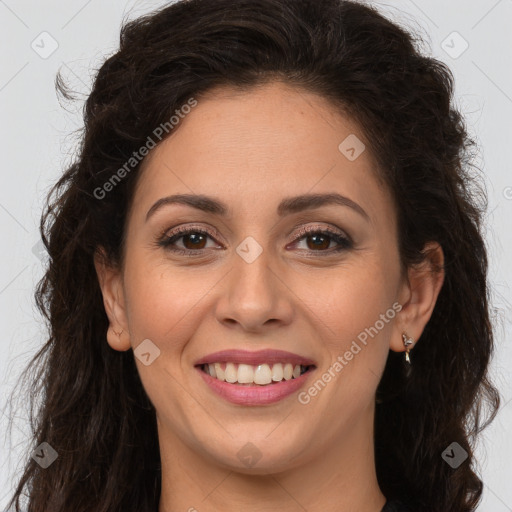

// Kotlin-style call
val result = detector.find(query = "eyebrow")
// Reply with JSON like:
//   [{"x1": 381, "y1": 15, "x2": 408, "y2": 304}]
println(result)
[{"x1": 145, "y1": 192, "x2": 370, "y2": 222}]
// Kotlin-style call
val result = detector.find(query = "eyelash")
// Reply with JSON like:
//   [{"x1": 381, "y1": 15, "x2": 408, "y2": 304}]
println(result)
[{"x1": 156, "y1": 224, "x2": 353, "y2": 257}]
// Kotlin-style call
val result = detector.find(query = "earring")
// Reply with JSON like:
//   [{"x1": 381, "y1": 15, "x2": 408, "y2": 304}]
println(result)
[
  {"x1": 113, "y1": 328, "x2": 124, "y2": 337},
  {"x1": 402, "y1": 332, "x2": 414, "y2": 364}
]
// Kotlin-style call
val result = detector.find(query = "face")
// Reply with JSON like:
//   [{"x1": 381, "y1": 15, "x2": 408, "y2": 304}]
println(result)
[{"x1": 96, "y1": 81, "x2": 436, "y2": 475}]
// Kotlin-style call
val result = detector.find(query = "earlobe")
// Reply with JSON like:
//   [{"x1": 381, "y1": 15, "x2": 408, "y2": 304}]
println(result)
[
  {"x1": 390, "y1": 241, "x2": 445, "y2": 354},
  {"x1": 108, "y1": 325, "x2": 131, "y2": 352},
  {"x1": 93, "y1": 248, "x2": 132, "y2": 352}
]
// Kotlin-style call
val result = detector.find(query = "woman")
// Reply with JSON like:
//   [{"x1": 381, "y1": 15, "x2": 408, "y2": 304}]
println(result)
[{"x1": 6, "y1": 0, "x2": 500, "y2": 511}]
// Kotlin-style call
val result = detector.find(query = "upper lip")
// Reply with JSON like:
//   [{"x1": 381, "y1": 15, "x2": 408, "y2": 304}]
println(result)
[{"x1": 194, "y1": 349, "x2": 317, "y2": 367}]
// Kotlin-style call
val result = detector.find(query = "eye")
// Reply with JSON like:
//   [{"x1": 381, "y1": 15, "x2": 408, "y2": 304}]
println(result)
[
  {"x1": 156, "y1": 224, "x2": 353, "y2": 256},
  {"x1": 157, "y1": 225, "x2": 221, "y2": 256},
  {"x1": 289, "y1": 225, "x2": 353, "y2": 254}
]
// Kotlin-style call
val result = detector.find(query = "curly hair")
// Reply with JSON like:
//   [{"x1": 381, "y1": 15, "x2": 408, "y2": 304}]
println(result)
[{"x1": 5, "y1": 0, "x2": 500, "y2": 511}]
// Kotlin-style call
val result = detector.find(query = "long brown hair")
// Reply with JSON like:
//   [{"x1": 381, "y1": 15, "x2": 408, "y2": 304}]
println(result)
[{"x1": 6, "y1": 1, "x2": 499, "y2": 510}]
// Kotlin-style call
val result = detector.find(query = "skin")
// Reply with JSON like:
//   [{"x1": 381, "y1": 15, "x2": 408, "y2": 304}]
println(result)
[{"x1": 95, "y1": 81, "x2": 444, "y2": 512}]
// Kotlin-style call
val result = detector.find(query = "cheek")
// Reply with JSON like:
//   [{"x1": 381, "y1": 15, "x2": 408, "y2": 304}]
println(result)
[
  {"x1": 291, "y1": 265, "x2": 397, "y2": 427},
  {"x1": 310, "y1": 261, "x2": 396, "y2": 335},
  {"x1": 122, "y1": 259, "x2": 210, "y2": 348},
  {"x1": 304, "y1": 260, "x2": 397, "y2": 380},
  {"x1": 121, "y1": 260, "x2": 212, "y2": 419}
]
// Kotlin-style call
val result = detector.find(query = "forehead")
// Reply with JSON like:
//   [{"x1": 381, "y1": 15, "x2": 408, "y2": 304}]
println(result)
[{"x1": 130, "y1": 81, "x2": 395, "y2": 227}]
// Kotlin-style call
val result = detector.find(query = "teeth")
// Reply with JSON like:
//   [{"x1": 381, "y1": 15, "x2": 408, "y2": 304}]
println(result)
[
  {"x1": 237, "y1": 364, "x2": 254, "y2": 384},
  {"x1": 214, "y1": 362, "x2": 225, "y2": 380},
  {"x1": 271, "y1": 363, "x2": 283, "y2": 381},
  {"x1": 202, "y1": 362, "x2": 309, "y2": 385},
  {"x1": 225, "y1": 362, "x2": 237, "y2": 383},
  {"x1": 254, "y1": 364, "x2": 272, "y2": 385}
]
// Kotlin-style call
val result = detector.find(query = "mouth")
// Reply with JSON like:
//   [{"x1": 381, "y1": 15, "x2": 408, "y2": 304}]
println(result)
[
  {"x1": 196, "y1": 362, "x2": 316, "y2": 386},
  {"x1": 193, "y1": 349, "x2": 317, "y2": 405}
]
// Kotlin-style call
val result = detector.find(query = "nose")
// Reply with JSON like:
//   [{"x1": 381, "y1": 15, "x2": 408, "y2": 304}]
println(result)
[{"x1": 214, "y1": 247, "x2": 294, "y2": 333}]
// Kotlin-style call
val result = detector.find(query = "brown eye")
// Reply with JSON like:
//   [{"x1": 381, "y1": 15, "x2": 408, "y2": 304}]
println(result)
[
  {"x1": 181, "y1": 232, "x2": 208, "y2": 250},
  {"x1": 292, "y1": 228, "x2": 353, "y2": 253},
  {"x1": 157, "y1": 227, "x2": 220, "y2": 255},
  {"x1": 305, "y1": 233, "x2": 332, "y2": 250}
]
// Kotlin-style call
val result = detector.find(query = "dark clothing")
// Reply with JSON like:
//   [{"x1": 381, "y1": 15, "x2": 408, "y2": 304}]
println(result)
[{"x1": 382, "y1": 500, "x2": 412, "y2": 511}]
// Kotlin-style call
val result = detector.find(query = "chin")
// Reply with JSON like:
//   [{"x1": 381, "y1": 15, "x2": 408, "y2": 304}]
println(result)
[{"x1": 203, "y1": 436, "x2": 309, "y2": 475}]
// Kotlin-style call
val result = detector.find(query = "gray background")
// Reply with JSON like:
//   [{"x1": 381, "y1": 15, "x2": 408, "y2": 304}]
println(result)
[{"x1": 0, "y1": 0, "x2": 511, "y2": 510}]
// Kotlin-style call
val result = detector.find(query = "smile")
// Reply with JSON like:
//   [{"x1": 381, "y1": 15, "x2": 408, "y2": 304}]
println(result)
[
  {"x1": 200, "y1": 362, "x2": 312, "y2": 385},
  {"x1": 194, "y1": 348, "x2": 317, "y2": 405}
]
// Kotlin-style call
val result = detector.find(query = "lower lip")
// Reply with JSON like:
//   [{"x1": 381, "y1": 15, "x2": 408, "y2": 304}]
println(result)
[{"x1": 196, "y1": 366, "x2": 315, "y2": 406}]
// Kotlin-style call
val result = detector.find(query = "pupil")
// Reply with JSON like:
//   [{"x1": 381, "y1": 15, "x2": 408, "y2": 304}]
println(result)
[
  {"x1": 185, "y1": 233, "x2": 206, "y2": 249},
  {"x1": 308, "y1": 234, "x2": 329, "y2": 250}
]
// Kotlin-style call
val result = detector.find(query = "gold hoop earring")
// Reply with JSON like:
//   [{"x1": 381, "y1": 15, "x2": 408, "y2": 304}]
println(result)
[{"x1": 402, "y1": 332, "x2": 414, "y2": 364}]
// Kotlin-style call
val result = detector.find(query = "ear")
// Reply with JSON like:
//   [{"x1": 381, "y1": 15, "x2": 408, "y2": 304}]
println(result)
[
  {"x1": 94, "y1": 247, "x2": 131, "y2": 352},
  {"x1": 390, "y1": 241, "x2": 445, "y2": 354}
]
